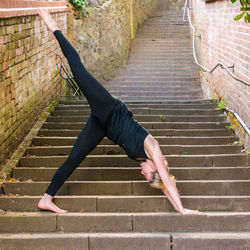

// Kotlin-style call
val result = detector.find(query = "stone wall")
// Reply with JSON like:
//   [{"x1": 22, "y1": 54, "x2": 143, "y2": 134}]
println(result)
[
  {"x1": 67, "y1": 0, "x2": 157, "y2": 81},
  {"x1": 190, "y1": 0, "x2": 250, "y2": 149}
]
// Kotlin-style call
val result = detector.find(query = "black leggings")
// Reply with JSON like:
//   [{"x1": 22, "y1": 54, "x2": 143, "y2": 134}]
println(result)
[{"x1": 45, "y1": 30, "x2": 116, "y2": 196}]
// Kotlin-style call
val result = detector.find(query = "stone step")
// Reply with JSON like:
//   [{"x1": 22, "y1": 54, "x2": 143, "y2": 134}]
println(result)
[
  {"x1": 118, "y1": 65, "x2": 197, "y2": 70},
  {"x1": 31, "y1": 136, "x2": 239, "y2": 146},
  {"x1": 12, "y1": 167, "x2": 250, "y2": 181},
  {"x1": 25, "y1": 144, "x2": 242, "y2": 156},
  {"x1": 57, "y1": 102, "x2": 217, "y2": 109},
  {"x1": 58, "y1": 99, "x2": 212, "y2": 104},
  {"x1": 113, "y1": 75, "x2": 199, "y2": 81},
  {"x1": 122, "y1": 59, "x2": 195, "y2": 64},
  {"x1": 108, "y1": 96, "x2": 205, "y2": 102},
  {"x1": 108, "y1": 81, "x2": 201, "y2": 86},
  {"x1": 42, "y1": 121, "x2": 230, "y2": 130},
  {"x1": 116, "y1": 97, "x2": 204, "y2": 102},
  {"x1": 123, "y1": 64, "x2": 198, "y2": 68},
  {"x1": 126, "y1": 45, "x2": 193, "y2": 51},
  {"x1": 107, "y1": 86, "x2": 201, "y2": 92},
  {"x1": 135, "y1": 35, "x2": 191, "y2": 38},
  {"x1": 129, "y1": 46, "x2": 192, "y2": 51},
  {"x1": 0, "y1": 232, "x2": 174, "y2": 250},
  {"x1": 118, "y1": 68, "x2": 196, "y2": 73},
  {"x1": 119, "y1": 68, "x2": 199, "y2": 73},
  {"x1": 171, "y1": 232, "x2": 250, "y2": 250},
  {"x1": 127, "y1": 48, "x2": 193, "y2": 52},
  {"x1": 18, "y1": 154, "x2": 248, "y2": 167},
  {"x1": 1, "y1": 195, "x2": 249, "y2": 212},
  {"x1": 38, "y1": 129, "x2": 233, "y2": 137},
  {"x1": 118, "y1": 66, "x2": 199, "y2": 72},
  {"x1": 109, "y1": 91, "x2": 203, "y2": 97},
  {"x1": 3, "y1": 180, "x2": 250, "y2": 196},
  {"x1": 46, "y1": 115, "x2": 226, "y2": 123},
  {"x1": 59, "y1": 99, "x2": 206, "y2": 107},
  {"x1": 51, "y1": 109, "x2": 221, "y2": 116},
  {"x1": 114, "y1": 76, "x2": 200, "y2": 81},
  {"x1": 130, "y1": 42, "x2": 192, "y2": 47},
  {"x1": 53, "y1": 106, "x2": 220, "y2": 114},
  {"x1": 0, "y1": 212, "x2": 250, "y2": 233}
]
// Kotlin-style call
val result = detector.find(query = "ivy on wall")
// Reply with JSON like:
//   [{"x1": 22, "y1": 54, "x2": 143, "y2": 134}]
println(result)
[
  {"x1": 231, "y1": 0, "x2": 250, "y2": 23},
  {"x1": 69, "y1": 0, "x2": 90, "y2": 15},
  {"x1": 204, "y1": 0, "x2": 249, "y2": 23}
]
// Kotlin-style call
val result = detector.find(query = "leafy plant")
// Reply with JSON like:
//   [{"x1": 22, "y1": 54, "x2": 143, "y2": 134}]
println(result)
[
  {"x1": 69, "y1": 0, "x2": 89, "y2": 15},
  {"x1": 160, "y1": 114, "x2": 166, "y2": 122},
  {"x1": 218, "y1": 100, "x2": 227, "y2": 111},
  {"x1": 227, "y1": 125, "x2": 234, "y2": 130},
  {"x1": 231, "y1": 0, "x2": 250, "y2": 23}
]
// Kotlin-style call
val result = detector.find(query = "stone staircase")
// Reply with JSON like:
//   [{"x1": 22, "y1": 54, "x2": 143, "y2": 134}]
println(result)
[{"x1": 0, "y1": 9, "x2": 250, "y2": 250}]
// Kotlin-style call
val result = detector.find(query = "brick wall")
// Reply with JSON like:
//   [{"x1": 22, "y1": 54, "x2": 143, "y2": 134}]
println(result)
[
  {"x1": 190, "y1": 0, "x2": 250, "y2": 149},
  {"x1": 0, "y1": 1, "x2": 67, "y2": 165}
]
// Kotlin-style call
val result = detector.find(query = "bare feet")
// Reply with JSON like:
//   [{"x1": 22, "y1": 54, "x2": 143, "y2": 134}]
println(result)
[
  {"x1": 38, "y1": 193, "x2": 68, "y2": 214},
  {"x1": 38, "y1": 8, "x2": 59, "y2": 32},
  {"x1": 180, "y1": 208, "x2": 205, "y2": 215}
]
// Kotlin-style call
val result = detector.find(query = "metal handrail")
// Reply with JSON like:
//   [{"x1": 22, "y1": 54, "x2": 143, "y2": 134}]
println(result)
[
  {"x1": 185, "y1": 7, "x2": 250, "y2": 86},
  {"x1": 183, "y1": 1, "x2": 250, "y2": 137}
]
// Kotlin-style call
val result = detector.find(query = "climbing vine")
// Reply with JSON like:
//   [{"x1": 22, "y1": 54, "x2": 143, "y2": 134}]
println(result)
[
  {"x1": 69, "y1": 0, "x2": 90, "y2": 15},
  {"x1": 231, "y1": 0, "x2": 250, "y2": 23}
]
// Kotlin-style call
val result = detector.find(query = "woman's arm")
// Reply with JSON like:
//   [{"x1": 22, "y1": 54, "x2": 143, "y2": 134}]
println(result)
[
  {"x1": 161, "y1": 186, "x2": 180, "y2": 212},
  {"x1": 144, "y1": 135, "x2": 203, "y2": 215}
]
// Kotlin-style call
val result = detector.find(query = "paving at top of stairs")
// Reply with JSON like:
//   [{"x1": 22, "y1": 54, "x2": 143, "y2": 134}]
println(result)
[{"x1": 1, "y1": 8, "x2": 249, "y2": 250}]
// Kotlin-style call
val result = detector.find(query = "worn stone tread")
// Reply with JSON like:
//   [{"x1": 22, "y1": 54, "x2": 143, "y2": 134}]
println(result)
[
  {"x1": 0, "y1": 195, "x2": 249, "y2": 212},
  {"x1": 0, "y1": 212, "x2": 250, "y2": 233}
]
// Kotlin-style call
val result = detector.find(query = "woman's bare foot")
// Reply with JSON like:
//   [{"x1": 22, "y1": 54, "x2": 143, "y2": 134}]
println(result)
[
  {"x1": 38, "y1": 8, "x2": 59, "y2": 32},
  {"x1": 38, "y1": 193, "x2": 68, "y2": 214}
]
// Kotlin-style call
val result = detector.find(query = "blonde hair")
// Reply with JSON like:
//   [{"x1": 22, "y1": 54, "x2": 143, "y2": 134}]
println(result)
[{"x1": 149, "y1": 158, "x2": 176, "y2": 190}]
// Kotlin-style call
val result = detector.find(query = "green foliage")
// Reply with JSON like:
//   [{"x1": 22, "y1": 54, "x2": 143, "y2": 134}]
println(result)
[
  {"x1": 182, "y1": 152, "x2": 193, "y2": 155},
  {"x1": 160, "y1": 114, "x2": 166, "y2": 122},
  {"x1": 227, "y1": 125, "x2": 234, "y2": 130},
  {"x1": 231, "y1": 0, "x2": 250, "y2": 23},
  {"x1": 69, "y1": 0, "x2": 89, "y2": 15},
  {"x1": 218, "y1": 100, "x2": 227, "y2": 111}
]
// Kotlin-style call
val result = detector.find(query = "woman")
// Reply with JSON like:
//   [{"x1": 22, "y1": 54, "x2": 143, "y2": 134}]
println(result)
[{"x1": 38, "y1": 9, "x2": 202, "y2": 215}]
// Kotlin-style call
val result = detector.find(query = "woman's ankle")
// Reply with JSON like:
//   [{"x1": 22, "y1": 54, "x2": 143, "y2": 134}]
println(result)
[{"x1": 41, "y1": 193, "x2": 53, "y2": 201}]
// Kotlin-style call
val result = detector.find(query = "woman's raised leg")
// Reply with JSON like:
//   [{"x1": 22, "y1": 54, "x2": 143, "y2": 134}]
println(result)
[{"x1": 39, "y1": 9, "x2": 115, "y2": 125}]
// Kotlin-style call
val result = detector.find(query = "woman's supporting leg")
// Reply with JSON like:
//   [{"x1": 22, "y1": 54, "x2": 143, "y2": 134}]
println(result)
[{"x1": 38, "y1": 115, "x2": 105, "y2": 213}]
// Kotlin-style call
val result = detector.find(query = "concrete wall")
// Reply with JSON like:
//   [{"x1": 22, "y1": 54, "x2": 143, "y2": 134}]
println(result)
[{"x1": 190, "y1": 0, "x2": 250, "y2": 149}]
